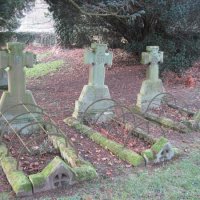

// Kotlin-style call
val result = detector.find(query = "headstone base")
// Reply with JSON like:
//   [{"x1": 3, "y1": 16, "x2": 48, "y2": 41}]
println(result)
[
  {"x1": 0, "y1": 90, "x2": 37, "y2": 114},
  {"x1": 0, "y1": 113, "x2": 43, "y2": 135},
  {"x1": 136, "y1": 79, "x2": 165, "y2": 112},
  {"x1": 72, "y1": 85, "x2": 114, "y2": 122},
  {"x1": 0, "y1": 90, "x2": 42, "y2": 134}
]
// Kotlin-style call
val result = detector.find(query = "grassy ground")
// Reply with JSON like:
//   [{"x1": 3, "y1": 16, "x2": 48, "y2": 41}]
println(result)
[
  {"x1": 26, "y1": 60, "x2": 64, "y2": 78},
  {"x1": 1, "y1": 151, "x2": 196, "y2": 200},
  {"x1": 0, "y1": 48, "x2": 199, "y2": 200},
  {"x1": 2, "y1": 145, "x2": 199, "y2": 200},
  {"x1": 54, "y1": 151, "x2": 199, "y2": 200}
]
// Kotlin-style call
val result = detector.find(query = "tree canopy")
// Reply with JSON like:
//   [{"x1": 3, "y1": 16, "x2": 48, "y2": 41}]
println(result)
[
  {"x1": 0, "y1": 0, "x2": 34, "y2": 31},
  {"x1": 44, "y1": 0, "x2": 200, "y2": 72}
]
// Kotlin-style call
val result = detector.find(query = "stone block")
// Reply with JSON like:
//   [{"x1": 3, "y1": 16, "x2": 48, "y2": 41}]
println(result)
[
  {"x1": 73, "y1": 85, "x2": 114, "y2": 121},
  {"x1": 1, "y1": 156, "x2": 32, "y2": 197},
  {"x1": 29, "y1": 156, "x2": 75, "y2": 193},
  {"x1": 137, "y1": 79, "x2": 165, "y2": 112},
  {"x1": 151, "y1": 137, "x2": 175, "y2": 163}
]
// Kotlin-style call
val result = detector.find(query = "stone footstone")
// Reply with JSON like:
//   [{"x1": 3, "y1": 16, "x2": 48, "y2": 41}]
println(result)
[
  {"x1": 151, "y1": 137, "x2": 174, "y2": 163},
  {"x1": 29, "y1": 156, "x2": 75, "y2": 193},
  {"x1": 72, "y1": 43, "x2": 114, "y2": 122},
  {"x1": 141, "y1": 137, "x2": 176, "y2": 163},
  {"x1": 0, "y1": 42, "x2": 41, "y2": 134},
  {"x1": 137, "y1": 46, "x2": 165, "y2": 112}
]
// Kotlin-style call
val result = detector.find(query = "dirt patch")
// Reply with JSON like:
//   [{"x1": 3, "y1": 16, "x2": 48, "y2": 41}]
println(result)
[
  {"x1": 1, "y1": 46, "x2": 200, "y2": 198},
  {"x1": 2, "y1": 133, "x2": 59, "y2": 175}
]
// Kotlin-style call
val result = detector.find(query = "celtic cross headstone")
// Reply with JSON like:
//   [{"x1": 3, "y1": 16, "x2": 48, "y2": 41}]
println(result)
[
  {"x1": 0, "y1": 42, "x2": 38, "y2": 119},
  {"x1": 72, "y1": 43, "x2": 113, "y2": 121},
  {"x1": 137, "y1": 46, "x2": 165, "y2": 112}
]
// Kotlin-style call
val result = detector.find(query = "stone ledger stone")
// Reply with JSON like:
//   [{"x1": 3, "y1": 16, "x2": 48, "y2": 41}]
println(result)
[
  {"x1": 73, "y1": 43, "x2": 114, "y2": 121},
  {"x1": 137, "y1": 46, "x2": 165, "y2": 112}
]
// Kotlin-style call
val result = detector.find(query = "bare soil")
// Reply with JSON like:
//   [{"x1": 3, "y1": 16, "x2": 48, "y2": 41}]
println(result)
[{"x1": 0, "y1": 46, "x2": 200, "y2": 199}]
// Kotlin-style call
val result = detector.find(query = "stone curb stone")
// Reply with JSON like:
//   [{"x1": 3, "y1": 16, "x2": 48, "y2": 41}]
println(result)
[
  {"x1": 1, "y1": 156, "x2": 33, "y2": 197},
  {"x1": 49, "y1": 135, "x2": 97, "y2": 181},
  {"x1": 64, "y1": 117, "x2": 145, "y2": 167},
  {"x1": 29, "y1": 156, "x2": 75, "y2": 193}
]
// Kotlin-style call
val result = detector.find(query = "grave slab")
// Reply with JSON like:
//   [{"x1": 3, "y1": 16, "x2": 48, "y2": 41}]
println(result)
[
  {"x1": 137, "y1": 46, "x2": 165, "y2": 112},
  {"x1": 72, "y1": 43, "x2": 114, "y2": 121}
]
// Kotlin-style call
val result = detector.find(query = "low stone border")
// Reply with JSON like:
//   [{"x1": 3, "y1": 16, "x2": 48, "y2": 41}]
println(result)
[
  {"x1": 133, "y1": 107, "x2": 191, "y2": 133},
  {"x1": 124, "y1": 122, "x2": 179, "y2": 164},
  {"x1": 0, "y1": 135, "x2": 97, "y2": 197},
  {"x1": 64, "y1": 117, "x2": 179, "y2": 167},
  {"x1": 0, "y1": 144, "x2": 33, "y2": 196},
  {"x1": 64, "y1": 117, "x2": 145, "y2": 167},
  {"x1": 125, "y1": 122, "x2": 157, "y2": 145}
]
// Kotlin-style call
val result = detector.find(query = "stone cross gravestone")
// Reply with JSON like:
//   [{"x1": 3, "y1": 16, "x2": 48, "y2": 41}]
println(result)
[
  {"x1": 136, "y1": 46, "x2": 165, "y2": 112},
  {"x1": 73, "y1": 43, "x2": 113, "y2": 121},
  {"x1": 0, "y1": 42, "x2": 38, "y2": 121}
]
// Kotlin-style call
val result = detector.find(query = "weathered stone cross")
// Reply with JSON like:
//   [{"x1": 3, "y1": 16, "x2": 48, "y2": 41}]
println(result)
[
  {"x1": 141, "y1": 46, "x2": 163, "y2": 81},
  {"x1": 84, "y1": 43, "x2": 113, "y2": 86},
  {"x1": 136, "y1": 46, "x2": 164, "y2": 112},
  {"x1": 0, "y1": 42, "x2": 36, "y2": 114},
  {"x1": 72, "y1": 43, "x2": 113, "y2": 120}
]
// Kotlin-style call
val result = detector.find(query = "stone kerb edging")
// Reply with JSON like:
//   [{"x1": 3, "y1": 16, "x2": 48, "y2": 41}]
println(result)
[
  {"x1": 0, "y1": 144, "x2": 33, "y2": 196},
  {"x1": 124, "y1": 121, "x2": 179, "y2": 163},
  {"x1": 0, "y1": 135, "x2": 97, "y2": 197},
  {"x1": 64, "y1": 117, "x2": 145, "y2": 166},
  {"x1": 133, "y1": 107, "x2": 191, "y2": 133},
  {"x1": 64, "y1": 117, "x2": 179, "y2": 166}
]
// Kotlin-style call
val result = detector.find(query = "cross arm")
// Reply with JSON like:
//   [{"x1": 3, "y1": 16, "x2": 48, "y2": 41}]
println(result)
[
  {"x1": 141, "y1": 52, "x2": 151, "y2": 65},
  {"x1": 0, "y1": 51, "x2": 9, "y2": 69},
  {"x1": 84, "y1": 50, "x2": 94, "y2": 65},
  {"x1": 158, "y1": 51, "x2": 164, "y2": 63},
  {"x1": 105, "y1": 51, "x2": 113, "y2": 66},
  {"x1": 24, "y1": 52, "x2": 36, "y2": 68}
]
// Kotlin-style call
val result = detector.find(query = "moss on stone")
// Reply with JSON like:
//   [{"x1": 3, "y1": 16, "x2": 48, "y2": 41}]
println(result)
[
  {"x1": 29, "y1": 173, "x2": 46, "y2": 188},
  {"x1": 151, "y1": 137, "x2": 168, "y2": 154},
  {"x1": 141, "y1": 149, "x2": 154, "y2": 161},
  {"x1": 131, "y1": 109, "x2": 190, "y2": 133},
  {"x1": 1, "y1": 156, "x2": 17, "y2": 173},
  {"x1": 1, "y1": 156, "x2": 32, "y2": 196},
  {"x1": 65, "y1": 117, "x2": 144, "y2": 167},
  {"x1": 9, "y1": 171, "x2": 32, "y2": 193},
  {"x1": 119, "y1": 149, "x2": 144, "y2": 166},
  {"x1": 0, "y1": 144, "x2": 8, "y2": 161},
  {"x1": 73, "y1": 164, "x2": 98, "y2": 181}
]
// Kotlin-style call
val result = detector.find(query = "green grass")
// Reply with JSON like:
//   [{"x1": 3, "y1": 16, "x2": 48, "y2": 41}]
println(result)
[
  {"x1": 65, "y1": 151, "x2": 200, "y2": 200},
  {"x1": 37, "y1": 51, "x2": 52, "y2": 61},
  {"x1": 25, "y1": 60, "x2": 64, "y2": 78},
  {"x1": 1, "y1": 151, "x2": 199, "y2": 199}
]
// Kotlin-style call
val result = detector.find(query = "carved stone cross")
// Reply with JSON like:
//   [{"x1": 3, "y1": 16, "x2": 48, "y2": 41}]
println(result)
[
  {"x1": 0, "y1": 42, "x2": 36, "y2": 114},
  {"x1": 84, "y1": 43, "x2": 113, "y2": 86},
  {"x1": 136, "y1": 46, "x2": 165, "y2": 112},
  {"x1": 141, "y1": 46, "x2": 163, "y2": 81}
]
